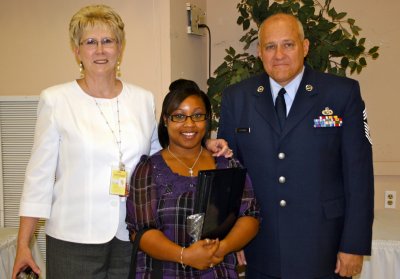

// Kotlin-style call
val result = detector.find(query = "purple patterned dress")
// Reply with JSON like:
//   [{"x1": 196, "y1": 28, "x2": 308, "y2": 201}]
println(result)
[{"x1": 126, "y1": 151, "x2": 260, "y2": 278}]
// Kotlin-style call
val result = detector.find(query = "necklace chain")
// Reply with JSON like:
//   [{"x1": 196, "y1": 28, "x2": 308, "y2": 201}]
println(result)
[
  {"x1": 167, "y1": 146, "x2": 203, "y2": 177},
  {"x1": 94, "y1": 97, "x2": 124, "y2": 170}
]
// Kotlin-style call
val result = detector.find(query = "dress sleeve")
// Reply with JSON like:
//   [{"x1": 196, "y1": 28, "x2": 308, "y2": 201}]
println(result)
[
  {"x1": 19, "y1": 91, "x2": 60, "y2": 218},
  {"x1": 126, "y1": 155, "x2": 161, "y2": 232}
]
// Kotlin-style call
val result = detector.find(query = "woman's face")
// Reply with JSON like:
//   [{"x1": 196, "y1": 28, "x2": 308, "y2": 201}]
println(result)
[
  {"x1": 75, "y1": 25, "x2": 122, "y2": 78},
  {"x1": 166, "y1": 95, "x2": 208, "y2": 151}
]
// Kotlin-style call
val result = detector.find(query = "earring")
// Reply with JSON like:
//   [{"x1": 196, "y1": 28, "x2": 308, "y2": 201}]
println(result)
[
  {"x1": 116, "y1": 60, "x2": 121, "y2": 77},
  {"x1": 79, "y1": 62, "x2": 84, "y2": 78}
]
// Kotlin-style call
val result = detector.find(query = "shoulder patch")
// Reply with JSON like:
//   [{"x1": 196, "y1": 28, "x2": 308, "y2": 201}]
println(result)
[{"x1": 363, "y1": 108, "x2": 372, "y2": 145}]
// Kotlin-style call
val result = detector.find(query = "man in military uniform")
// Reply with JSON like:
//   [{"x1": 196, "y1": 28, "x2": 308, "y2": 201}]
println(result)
[{"x1": 218, "y1": 13, "x2": 374, "y2": 279}]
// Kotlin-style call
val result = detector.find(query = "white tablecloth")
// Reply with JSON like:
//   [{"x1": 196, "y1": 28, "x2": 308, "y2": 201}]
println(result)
[
  {"x1": 356, "y1": 209, "x2": 400, "y2": 279},
  {"x1": 0, "y1": 228, "x2": 45, "y2": 279}
]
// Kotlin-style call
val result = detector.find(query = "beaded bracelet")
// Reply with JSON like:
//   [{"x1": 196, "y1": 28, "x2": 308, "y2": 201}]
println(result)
[{"x1": 180, "y1": 247, "x2": 187, "y2": 269}]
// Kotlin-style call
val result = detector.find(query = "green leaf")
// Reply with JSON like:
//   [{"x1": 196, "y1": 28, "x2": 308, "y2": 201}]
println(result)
[
  {"x1": 224, "y1": 55, "x2": 233, "y2": 62},
  {"x1": 350, "y1": 25, "x2": 362, "y2": 35},
  {"x1": 337, "y1": 68, "x2": 346, "y2": 77},
  {"x1": 328, "y1": 67, "x2": 338, "y2": 75},
  {"x1": 328, "y1": 7, "x2": 337, "y2": 18},
  {"x1": 368, "y1": 46, "x2": 379, "y2": 54},
  {"x1": 349, "y1": 61, "x2": 357, "y2": 74},
  {"x1": 356, "y1": 64, "x2": 363, "y2": 74},
  {"x1": 243, "y1": 19, "x2": 251, "y2": 30},
  {"x1": 302, "y1": 0, "x2": 314, "y2": 5},
  {"x1": 347, "y1": 18, "x2": 355, "y2": 25},
  {"x1": 330, "y1": 29, "x2": 342, "y2": 41},
  {"x1": 340, "y1": 57, "x2": 349, "y2": 68},
  {"x1": 342, "y1": 27, "x2": 351, "y2": 38},
  {"x1": 359, "y1": 57, "x2": 367, "y2": 66},
  {"x1": 239, "y1": 7, "x2": 249, "y2": 18},
  {"x1": 226, "y1": 47, "x2": 236, "y2": 56},
  {"x1": 336, "y1": 12, "x2": 347, "y2": 20}
]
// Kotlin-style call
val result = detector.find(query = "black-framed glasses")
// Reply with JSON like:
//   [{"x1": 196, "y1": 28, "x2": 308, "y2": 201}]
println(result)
[
  {"x1": 168, "y1": 113, "x2": 208, "y2": 123},
  {"x1": 79, "y1": 37, "x2": 117, "y2": 49}
]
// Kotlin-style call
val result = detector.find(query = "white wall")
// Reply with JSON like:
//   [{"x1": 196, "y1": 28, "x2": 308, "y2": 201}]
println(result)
[{"x1": 170, "y1": 0, "x2": 208, "y2": 90}]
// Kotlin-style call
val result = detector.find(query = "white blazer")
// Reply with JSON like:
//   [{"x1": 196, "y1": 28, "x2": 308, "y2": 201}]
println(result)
[{"x1": 19, "y1": 81, "x2": 161, "y2": 243}]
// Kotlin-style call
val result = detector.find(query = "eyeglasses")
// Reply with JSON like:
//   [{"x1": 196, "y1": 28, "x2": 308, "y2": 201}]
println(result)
[
  {"x1": 168, "y1": 113, "x2": 208, "y2": 123},
  {"x1": 79, "y1": 37, "x2": 117, "y2": 49}
]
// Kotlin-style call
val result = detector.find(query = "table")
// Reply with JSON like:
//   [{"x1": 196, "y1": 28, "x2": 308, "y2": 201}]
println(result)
[
  {"x1": 356, "y1": 209, "x2": 400, "y2": 279},
  {"x1": 0, "y1": 227, "x2": 45, "y2": 279}
]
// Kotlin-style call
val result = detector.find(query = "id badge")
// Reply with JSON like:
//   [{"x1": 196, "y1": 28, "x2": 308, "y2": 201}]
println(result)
[{"x1": 110, "y1": 166, "x2": 128, "y2": 196}]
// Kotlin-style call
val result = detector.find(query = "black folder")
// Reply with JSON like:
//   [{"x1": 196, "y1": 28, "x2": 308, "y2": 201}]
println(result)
[{"x1": 193, "y1": 167, "x2": 247, "y2": 239}]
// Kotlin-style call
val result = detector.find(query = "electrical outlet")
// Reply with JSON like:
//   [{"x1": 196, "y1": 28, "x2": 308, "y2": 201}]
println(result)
[
  {"x1": 186, "y1": 3, "x2": 205, "y2": 35},
  {"x1": 384, "y1": 191, "x2": 396, "y2": 209}
]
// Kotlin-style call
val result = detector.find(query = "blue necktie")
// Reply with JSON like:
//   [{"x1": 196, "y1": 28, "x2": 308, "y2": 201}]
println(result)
[{"x1": 275, "y1": 88, "x2": 287, "y2": 131}]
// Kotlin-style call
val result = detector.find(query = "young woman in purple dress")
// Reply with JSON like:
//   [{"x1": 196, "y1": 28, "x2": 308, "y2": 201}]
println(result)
[{"x1": 126, "y1": 79, "x2": 260, "y2": 278}]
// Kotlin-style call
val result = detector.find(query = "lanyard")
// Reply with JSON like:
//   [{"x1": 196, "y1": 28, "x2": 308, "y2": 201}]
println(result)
[{"x1": 94, "y1": 97, "x2": 124, "y2": 170}]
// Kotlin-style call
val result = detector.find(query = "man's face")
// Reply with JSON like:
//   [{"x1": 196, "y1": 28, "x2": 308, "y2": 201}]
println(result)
[{"x1": 258, "y1": 15, "x2": 309, "y2": 86}]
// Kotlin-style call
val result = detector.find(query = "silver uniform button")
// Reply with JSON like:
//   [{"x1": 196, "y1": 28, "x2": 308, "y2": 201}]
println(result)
[
  {"x1": 280, "y1": 200, "x2": 287, "y2": 207},
  {"x1": 278, "y1": 152, "x2": 285, "y2": 159},
  {"x1": 279, "y1": 176, "x2": 286, "y2": 183}
]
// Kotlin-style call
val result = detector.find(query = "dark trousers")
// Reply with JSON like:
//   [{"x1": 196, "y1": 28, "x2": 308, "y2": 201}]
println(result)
[
  {"x1": 46, "y1": 235, "x2": 132, "y2": 279},
  {"x1": 245, "y1": 267, "x2": 351, "y2": 279}
]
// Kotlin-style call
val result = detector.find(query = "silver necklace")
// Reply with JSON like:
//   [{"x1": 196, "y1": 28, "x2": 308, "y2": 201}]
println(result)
[
  {"x1": 94, "y1": 97, "x2": 124, "y2": 170},
  {"x1": 167, "y1": 146, "x2": 203, "y2": 177}
]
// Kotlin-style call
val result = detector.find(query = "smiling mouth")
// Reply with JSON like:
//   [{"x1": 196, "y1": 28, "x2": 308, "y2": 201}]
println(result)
[
  {"x1": 94, "y1": 59, "x2": 108, "y2": 64},
  {"x1": 273, "y1": 63, "x2": 289, "y2": 67},
  {"x1": 182, "y1": 132, "x2": 196, "y2": 138}
]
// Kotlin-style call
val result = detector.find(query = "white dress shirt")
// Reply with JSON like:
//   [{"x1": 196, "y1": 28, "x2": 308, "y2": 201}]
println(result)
[
  {"x1": 270, "y1": 66, "x2": 305, "y2": 116},
  {"x1": 19, "y1": 80, "x2": 161, "y2": 243}
]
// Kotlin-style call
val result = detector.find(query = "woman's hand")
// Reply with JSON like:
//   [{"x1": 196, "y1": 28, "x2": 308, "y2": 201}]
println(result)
[
  {"x1": 205, "y1": 139, "x2": 233, "y2": 158},
  {"x1": 12, "y1": 217, "x2": 40, "y2": 279},
  {"x1": 12, "y1": 245, "x2": 40, "y2": 279},
  {"x1": 183, "y1": 238, "x2": 223, "y2": 270}
]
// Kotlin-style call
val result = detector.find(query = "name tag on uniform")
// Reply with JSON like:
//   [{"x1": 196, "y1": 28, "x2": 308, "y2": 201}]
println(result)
[
  {"x1": 110, "y1": 166, "x2": 128, "y2": 196},
  {"x1": 235, "y1": 127, "x2": 251, "y2": 133}
]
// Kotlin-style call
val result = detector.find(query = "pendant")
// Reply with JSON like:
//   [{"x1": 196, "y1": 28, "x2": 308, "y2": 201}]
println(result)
[{"x1": 189, "y1": 168, "x2": 194, "y2": 177}]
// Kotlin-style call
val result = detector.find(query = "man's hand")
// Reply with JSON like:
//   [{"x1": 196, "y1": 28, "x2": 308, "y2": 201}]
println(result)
[
  {"x1": 236, "y1": 250, "x2": 247, "y2": 266},
  {"x1": 335, "y1": 252, "x2": 363, "y2": 277},
  {"x1": 205, "y1": 139, "x2": 233, "y2": 158}
]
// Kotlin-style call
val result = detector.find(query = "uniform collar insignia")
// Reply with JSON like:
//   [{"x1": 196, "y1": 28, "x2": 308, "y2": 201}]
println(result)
[
  {"x1": 257, "y1": 86, "x2": 264, "y2": 93},
  {"x1": 305, "y1": 84, "x2": 313, "y2": 92},
  {"x1": 322, "y1": 107, "x2": 333, "y2": 116}
]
